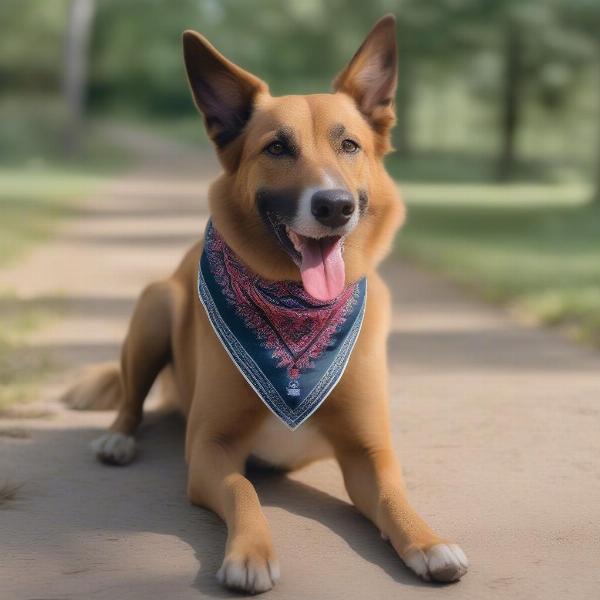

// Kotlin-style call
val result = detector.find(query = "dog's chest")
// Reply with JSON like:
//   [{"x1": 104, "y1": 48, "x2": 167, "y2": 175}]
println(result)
[{"x1": 249, "y1": 414, "x2": 333, "y2": 469}]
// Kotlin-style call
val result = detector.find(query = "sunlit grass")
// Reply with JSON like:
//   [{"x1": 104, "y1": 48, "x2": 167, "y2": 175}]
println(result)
[
  {"x1": 0, "y1": 341, "x2": 54, "y2": 412},
  {"x1": 400, "y1": 181, "x2": 589, "y2": 207},
  {"x1": 0, "y1": 168, "x2": 100, "y2": 410},
  {"x1": 396, "y1": 181, "x2": 600, "y2": 345},
  {"x1": 0, "y1": 287, "x2": 60, "y2": 411},
  {"x1": 0, "y1": 118, "x2": 127, "y2": 409},
  {"x1": 0, "y1": 167, "x2": 108, "y2": 265}
]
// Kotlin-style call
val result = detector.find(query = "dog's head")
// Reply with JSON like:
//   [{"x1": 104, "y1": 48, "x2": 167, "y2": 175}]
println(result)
[{"x1": 184, "y1": 15, "x2": 404, "y2": 301}]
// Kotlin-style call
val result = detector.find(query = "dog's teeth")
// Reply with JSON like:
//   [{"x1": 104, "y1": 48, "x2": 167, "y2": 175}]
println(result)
[{"x1": 286, "y1": 228, "x2": 304, "y2": 253}]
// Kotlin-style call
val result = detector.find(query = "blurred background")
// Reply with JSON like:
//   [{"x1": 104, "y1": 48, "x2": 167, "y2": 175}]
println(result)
[{"x1": 1, "y1": 0, "x2": 600, "y2": 409}]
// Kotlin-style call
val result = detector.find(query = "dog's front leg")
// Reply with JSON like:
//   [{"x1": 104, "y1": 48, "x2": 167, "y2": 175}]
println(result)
[
  {"x1": 335, "y1": 442, "x2": 468, "y2": 583},
  {"x1": 187, "y1": 436, "x2": 280, "y2": 594}
]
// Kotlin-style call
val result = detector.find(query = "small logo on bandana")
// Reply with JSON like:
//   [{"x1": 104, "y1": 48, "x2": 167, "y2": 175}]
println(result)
[
  {"x1": 286, "y1": 379, "x2": 301, "y2": 397},
  {"x1": 197, "y1": 221, "x2": 367, "y2": 429}
]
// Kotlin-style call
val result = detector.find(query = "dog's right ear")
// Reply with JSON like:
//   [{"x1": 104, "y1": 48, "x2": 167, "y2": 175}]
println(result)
[
  {"x1": 333, "y1": 15, "x2": 397, "y2": 154},
  {"x1": 183, "y1": 31, "x2": 268, "y2": 158}
]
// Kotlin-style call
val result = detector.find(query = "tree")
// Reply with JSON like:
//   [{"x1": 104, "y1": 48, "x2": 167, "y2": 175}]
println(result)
[
  {"x1": 559, "y1": 0, "x2": 600, "y2": 204},
  {"x1": 62, "y1": 0, "x2": 96, "y2": 156},
  {"x1": 596, "y1": 44, "x2": 600, "y2": 204},
  {"x1": 451, "y1": 0, "x2": 594, "y2": 180},
  {"x1": 496, "y1": 16, "x2": 524, "y2": 180}
]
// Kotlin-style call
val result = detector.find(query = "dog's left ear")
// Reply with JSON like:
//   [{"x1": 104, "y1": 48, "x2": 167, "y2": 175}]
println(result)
[{"x1": 333, "y1": 14, "x2": 397, "y2": 152}]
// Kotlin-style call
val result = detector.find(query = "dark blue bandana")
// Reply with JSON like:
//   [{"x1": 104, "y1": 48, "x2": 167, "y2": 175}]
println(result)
[{"x1": 197, "y1": 221, "x2": 367, "y2": 429}]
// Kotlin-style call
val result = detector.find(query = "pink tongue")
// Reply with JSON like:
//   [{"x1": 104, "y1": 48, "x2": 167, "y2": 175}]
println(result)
[{"x1": 299, "y1": 237, "x2": 345, "y2": 301}]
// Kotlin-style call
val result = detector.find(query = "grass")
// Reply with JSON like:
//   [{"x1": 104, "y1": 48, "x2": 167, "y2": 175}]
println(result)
[
  {"x1": 0, "y1": 107, "x2": 131, "y2": 411},
  {"x1": 386, "y1": 151, "x2": 559, "y2": 184},
  {"x1": 396, "y1": 179, "x2": 600, "y2": 345},
  {"x1": 0, "y1": 163, "x2": 115, "y2": 410},
  {"x1": 0, "y1": 295, "x2": 57, "y2": 412},
  {"x1": 0, "y1": 167, "x2": 108, "y2": 411},
  {"x1": 0, "y1": 166, "x2": 108, "y2": 265}
]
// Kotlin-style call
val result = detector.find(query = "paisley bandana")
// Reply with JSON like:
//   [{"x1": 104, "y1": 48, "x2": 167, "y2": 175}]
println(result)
[{"x1": 197, "y1": 221, "x2": 367, "y2": 429}]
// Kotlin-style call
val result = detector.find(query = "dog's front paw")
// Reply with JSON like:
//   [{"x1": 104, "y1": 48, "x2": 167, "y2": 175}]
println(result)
[
  {"x1": 91, "y1": 432, "x2": 136, "y2": 465},
  {"x1": 403, "y1": 543, "x2": 468, "y2": 583},
  {"x1": 217, "y1": 548, "x2": 280, "y2": 594}
]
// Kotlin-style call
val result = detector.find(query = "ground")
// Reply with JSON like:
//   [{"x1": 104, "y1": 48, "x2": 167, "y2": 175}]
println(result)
[{"x1": 1, "y1": 130, "x2": 599, "y2": 599}]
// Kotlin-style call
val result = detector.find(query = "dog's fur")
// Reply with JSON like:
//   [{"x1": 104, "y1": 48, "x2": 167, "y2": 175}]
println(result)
[{"x1": 65, "y1": 15, "x2": 467, "y2": 593}]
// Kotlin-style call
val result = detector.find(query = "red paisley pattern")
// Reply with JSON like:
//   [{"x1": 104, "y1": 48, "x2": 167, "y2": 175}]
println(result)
[{"x1": 207, "y1": 226, "x2": 358, "y2": 379}]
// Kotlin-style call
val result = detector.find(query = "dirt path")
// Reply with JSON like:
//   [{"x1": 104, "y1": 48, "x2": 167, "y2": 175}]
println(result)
[{"x1": 1, "y1": 131, "x2": 599, "y2": 599}]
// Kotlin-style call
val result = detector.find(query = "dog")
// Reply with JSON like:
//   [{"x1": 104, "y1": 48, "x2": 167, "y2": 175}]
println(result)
[{"x1": 64, "y1": 14, "x2": 468, "y2": 594}]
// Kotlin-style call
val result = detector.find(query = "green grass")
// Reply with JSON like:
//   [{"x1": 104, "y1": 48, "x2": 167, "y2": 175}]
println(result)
[
  {"x1": 0, "y1": 107, "x2": 131, "y2": 410},
  {"x1": 396, "y1": 180, "x2": 600, "y2": 345},
  {"x1": 0, "y1": 291, "x2": 57, "y2": 412},
  {"x1": 0, "y1": 167, "x2": 108, "y2": 264},
  {"x1": 0, "y1": 166, "x2": 110, "y2": 410},
  {"x1": 384, "y1": 148, "x2": 589, "y2": 185}
]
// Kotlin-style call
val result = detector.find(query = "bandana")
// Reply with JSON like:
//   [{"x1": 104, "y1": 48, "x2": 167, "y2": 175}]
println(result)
[{"x1": 197, "y1": 221, "x2": 367, "y2": 429}]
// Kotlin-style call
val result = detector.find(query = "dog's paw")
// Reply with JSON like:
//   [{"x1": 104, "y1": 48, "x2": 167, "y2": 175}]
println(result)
[
  {"x1": 404, "y1": 543, "x2": 468, "y2": 583},
  {"x1": 91, "y1": 432, "x2": 136, "y2": 465},
  {"x1": 217, "y1": 552, "x2": 280, "y2": 594}
]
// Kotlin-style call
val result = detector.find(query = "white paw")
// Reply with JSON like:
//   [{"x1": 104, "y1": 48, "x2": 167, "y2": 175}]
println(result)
[
  {"x1": 404, "y1": 543, "x2": 468, "y2": 583},
  {"x1": 91, "y1": 432, "x2": 136, "y2": 465},
  {"x1": 217, "y1": 555, "x2": 280, "y2": 594}
]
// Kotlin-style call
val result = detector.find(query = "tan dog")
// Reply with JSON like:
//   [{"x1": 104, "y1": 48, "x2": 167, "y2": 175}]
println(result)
[{"x1": 65, "y1": 15, "x2": 468, "y2": 594}]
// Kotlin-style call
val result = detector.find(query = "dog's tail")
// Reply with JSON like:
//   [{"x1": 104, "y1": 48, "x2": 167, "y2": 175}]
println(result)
[{"x1": 61, "y1": 362, "x2": 122, "y2": 411}]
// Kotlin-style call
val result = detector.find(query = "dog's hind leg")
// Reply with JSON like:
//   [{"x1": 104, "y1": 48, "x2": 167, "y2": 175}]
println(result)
[{"x1": 92, "y1": 280, "x2": 175, "y2": 465}]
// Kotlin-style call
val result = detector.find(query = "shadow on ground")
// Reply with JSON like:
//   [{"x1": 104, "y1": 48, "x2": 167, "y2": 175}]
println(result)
[{"x1": 2, "y1": 409, "x2": 426, "y2": 597}]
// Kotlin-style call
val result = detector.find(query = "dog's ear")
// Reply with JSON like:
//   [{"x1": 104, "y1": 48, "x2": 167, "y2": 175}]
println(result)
[
  {"x1": 333, "y1": 15, "x2": 397, "y2": 152},
  {"x1": 183, "y1": 31, "x2": 268, "y2": 165}
]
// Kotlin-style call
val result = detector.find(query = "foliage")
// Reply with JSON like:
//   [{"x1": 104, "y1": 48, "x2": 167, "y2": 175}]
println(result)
[
  {"x1": 0, "y1": 0, "x2": 69, "y2": 92},
  {"x1": 397, "y1": 181, "x2": 600, "y2": 345},
  {"x1": 1, "y1": 0, "x2": 599, "y2": 183}
]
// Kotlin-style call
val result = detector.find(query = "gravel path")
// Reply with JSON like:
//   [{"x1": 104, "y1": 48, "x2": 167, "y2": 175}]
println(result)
[{"x1": 1, "y1": 130, "x2": 599, "y2": 599}]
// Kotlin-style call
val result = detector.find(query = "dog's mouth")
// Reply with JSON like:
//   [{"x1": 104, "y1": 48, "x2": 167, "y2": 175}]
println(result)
[{"x1": 267, "y1": 214, "x2": 346, "y2": 302}]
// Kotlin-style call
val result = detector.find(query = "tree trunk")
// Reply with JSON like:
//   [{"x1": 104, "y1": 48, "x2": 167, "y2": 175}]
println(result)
[
  {"x1": 395, "y1": 61, "x2": 414, "y2": 156},
  {"x1": 394, "y1": 22, "x2": 414, "y2": 157},
  {"x1": 593, "y1": 40, "x2": 600, "y2": 205},
  {"x1": 497, "y1": 19, "x2": 523, "y2": 181},
  {"x1": 594, "y1": 118, "x2": 600, "y2": 205},
  {"x1": 62, "y1": 0, "x2": 96, "y2": 157}
]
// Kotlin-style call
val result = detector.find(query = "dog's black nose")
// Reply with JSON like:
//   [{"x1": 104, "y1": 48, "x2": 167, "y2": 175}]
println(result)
[{"x1": 311, "y1": 189, "x2": 355, "y2": 228}]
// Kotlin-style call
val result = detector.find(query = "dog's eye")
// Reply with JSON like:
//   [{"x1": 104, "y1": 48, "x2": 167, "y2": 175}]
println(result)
[
  {"x1": 341, "y1": 139, "x2": 360, "y2": 154},
  {"x1": 265, "y1": 141, "x2": 287, "y2": 156}
]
